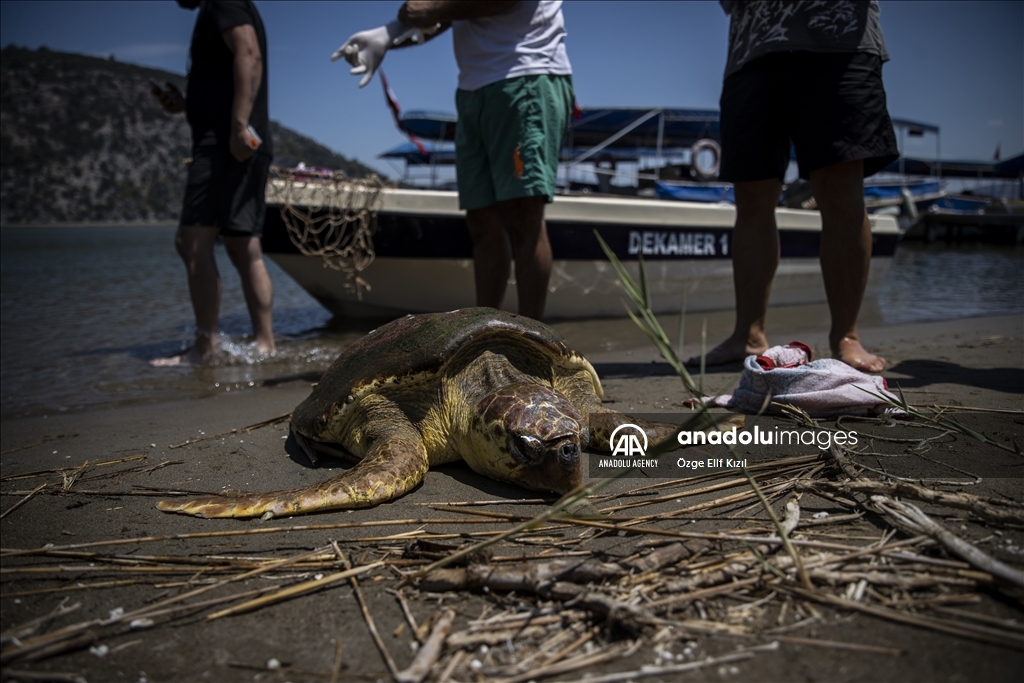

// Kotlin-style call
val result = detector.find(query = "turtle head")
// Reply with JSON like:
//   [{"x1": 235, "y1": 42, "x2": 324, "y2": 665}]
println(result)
[{"x1": 466, "y1": 383, "x2": 587, "y2": 494}]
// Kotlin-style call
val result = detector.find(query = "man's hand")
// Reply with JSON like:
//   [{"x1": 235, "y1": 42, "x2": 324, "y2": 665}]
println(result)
[
  {"x1": 229, "y1": 122, "x2": 256, "y2": 162},
  {"x1": 151, "y1": 80, "x2": 185, "y2": 114},
  {"x1": 331, "y1": 21, "x2": 404, "y2": 88}
]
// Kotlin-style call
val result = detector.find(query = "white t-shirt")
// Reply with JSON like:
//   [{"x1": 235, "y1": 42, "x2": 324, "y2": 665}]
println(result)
[{"x1": 452, "y1": 0, "x2": 572, "y2": 92}]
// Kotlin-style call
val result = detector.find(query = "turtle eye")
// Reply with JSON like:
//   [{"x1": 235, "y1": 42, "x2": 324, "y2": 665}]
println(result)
[{"x1": 508, "y1": 434, "x2": 545, "y2": 465}]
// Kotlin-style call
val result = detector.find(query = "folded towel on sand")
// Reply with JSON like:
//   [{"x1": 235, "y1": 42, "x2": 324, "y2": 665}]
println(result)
[{"x1": 693, "y1": 342, "x2": 905, "y2": 417}]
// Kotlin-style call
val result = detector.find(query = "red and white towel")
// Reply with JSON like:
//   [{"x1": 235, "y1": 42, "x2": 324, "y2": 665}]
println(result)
[{"x1": 694, "y1": 342, "x2": 904, "y2": 417}]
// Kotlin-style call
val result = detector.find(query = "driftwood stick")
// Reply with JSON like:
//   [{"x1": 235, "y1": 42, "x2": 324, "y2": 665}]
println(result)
[
  {"x1": 394, "y1": 608, "x2": 455, "y2": 683},
  {"x1": 419, "y1": 563, "x2": 654, "y2": 634},
  {"x1": 870, "y1": 496, "x2": 1024, "y2": 589}
]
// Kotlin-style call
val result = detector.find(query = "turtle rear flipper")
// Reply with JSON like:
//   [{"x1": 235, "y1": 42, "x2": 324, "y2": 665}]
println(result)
[{"x1": 157, "y1": 417, "x2": 430, "y2": 519}]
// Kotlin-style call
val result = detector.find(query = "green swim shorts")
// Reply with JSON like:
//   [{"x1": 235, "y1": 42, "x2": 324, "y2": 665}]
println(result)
[{"x1": 454, "y1": 74, "x2": 574, "y2": 211}]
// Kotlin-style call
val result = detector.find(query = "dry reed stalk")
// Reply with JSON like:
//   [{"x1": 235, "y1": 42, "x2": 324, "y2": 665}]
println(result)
[
  {"x1": 744, "y1": 470, "x2": 811, "y2": 589},
  {"x1": 646, "y1": 575, "x2": 763, "y2": 611},
  {"x1": 546, "y1": 649, "x2": 763, "y2": 683},
  {"x1": 0, "y1": 483, "x2": 47, "y2": 519},
  {"x1": 435, "y1": 649, "x2": 465, "y2": 683},
  {"x1": 489, "y1": 639, "x2": 642, "y2": 683},
  {"x1": 0, "y1": 670, "x2": 86, "y2": 683},
  {"x1": 2, "y1": 488, "x2": 199, "y2": 497},
  {"x1": 784, "y1": 586, "x2": 1024, "y2": 650},
  {"x1": 332, "y1": 544, "x2": 399, "y2": 678},
  {"x1": 599, "y1": 460, "x2": 818, "y2": 513},
  {"x1": 387, "y1": 589, "x2": 423, "y2": 643},
  {"x1": 0, "y1": 455, "x2": 145, "y2": 482},
  {"x1": 418, "y1": 498, "x2": 554, "y2": 507},
  {"x1": 538, "y1": 624, "x2": 602, "y2": 670},
  {"x1": 771, "y1": 635, "x2": 901, "y2": 655},
  {"x1": 168, "y1": 412, "x2": 291, "y2": 449},
  {"x1": 870, "y1": 496, "x2": 1024, "y2": 589},
  {"x1": 2, "y1": 579, "x2": 166, "y2": 598},
  {"x1": 929, "y1": 606, "x2": 1024, "y2": 633},
  {"x1": 394, "y1": 608, "x2": 455, "y2": 683},
  {"x1": 0, "y1": 517, "x2": 507, "y2": 558},
  {"x1": 801, "y1": 480, "x2": 1024, "y2": 525},
  {"x1": 503, "y1": 622, "x2": 587, "y2": 673},
  {"x1": 1, "y1": 546, "x2": 329, "y2": 664},
  {"x1": 206, "y1": 561, "x2": 383, "y2": 619},
  {"x1": 330, "y1": 638, "x2": 344, "y2": 683}
]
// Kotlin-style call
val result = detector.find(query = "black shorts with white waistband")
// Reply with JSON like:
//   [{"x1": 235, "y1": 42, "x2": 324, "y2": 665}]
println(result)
[
  {"x1": 719, "y1": 51, "x2": 899, "y2": 183},
  {"x1": 179, "y1": 146, "x2": 270, "y2": 237}
]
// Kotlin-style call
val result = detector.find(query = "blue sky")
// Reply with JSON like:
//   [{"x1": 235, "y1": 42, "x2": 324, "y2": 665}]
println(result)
[{"x1": 2, "y1": 1, "x2": 1021, "y2": 178}]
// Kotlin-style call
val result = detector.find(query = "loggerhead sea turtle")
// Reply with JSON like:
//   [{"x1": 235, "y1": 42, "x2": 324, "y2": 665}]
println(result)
[{"x1": 158, "y1": 308, "x2": 686, "y2": 519}]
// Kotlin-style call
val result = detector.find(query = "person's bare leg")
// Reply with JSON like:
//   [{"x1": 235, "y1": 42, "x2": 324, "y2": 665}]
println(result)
[
  {"x1": 811, "y1": 160, "x2": 885, "y2": 373},
  {"x1": 224, "y1": 234, "x2": 276, "y2": 354},
  {"x1": 686, "y1": 179, "x2": 781, "y2": 366},
  {"x1": 151, "y1": 225, "x2": 221, "y2": 366},
  {"x1": 499, "y1": 195, "x2": 551, "y2": 320},
  {"x1": 467, "y1": 205, "x2": 512, "y2": 310}
]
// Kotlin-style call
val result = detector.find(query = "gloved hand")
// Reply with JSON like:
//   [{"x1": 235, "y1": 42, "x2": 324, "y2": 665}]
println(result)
[{"x1": 331, "y1": 20, "x2": 404, "y2": 88}]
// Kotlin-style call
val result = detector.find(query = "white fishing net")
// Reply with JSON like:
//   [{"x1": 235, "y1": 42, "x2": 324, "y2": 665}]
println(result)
[{"x1": 268, "y1": 168, "x2": 392, "y2": 297}]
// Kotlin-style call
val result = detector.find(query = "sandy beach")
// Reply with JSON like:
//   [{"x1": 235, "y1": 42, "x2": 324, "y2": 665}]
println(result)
[{"x1": 2, "y1": 311, "x2": 1022, "y2": 682}]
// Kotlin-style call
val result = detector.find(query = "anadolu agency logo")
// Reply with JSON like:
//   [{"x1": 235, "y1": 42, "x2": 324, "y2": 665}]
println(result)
[
  {"x1": 610, "y1": 423, "x2": 648, "y2": 457},
  {"x1": 599, "y1": 424, "x2": 660, "y2": 468}
]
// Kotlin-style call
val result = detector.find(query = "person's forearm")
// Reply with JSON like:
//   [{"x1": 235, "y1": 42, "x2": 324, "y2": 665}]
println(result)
[
  {"x1": 232, "y1": 47, "x2": 260, "y2": 133},
  {"x1": 399, "y1": 0, "x2": 517, "y2": 28},
  {"x1": 229, "y1": 30, "x2": 262, "y2": 133}
]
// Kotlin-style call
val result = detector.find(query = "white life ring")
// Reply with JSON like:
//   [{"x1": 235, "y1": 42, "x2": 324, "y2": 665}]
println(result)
[{"x1": 690, "y1": 139, "x2": 721, "y2": 180}]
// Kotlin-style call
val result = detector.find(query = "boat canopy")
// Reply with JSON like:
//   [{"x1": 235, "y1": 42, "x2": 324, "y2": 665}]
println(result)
[
  {"x1": 881, "y1": 153, "x2": 1024, "y2": 179},
  {"x1": 398, "y1": 107, "x2": 719, "y2": 149}
]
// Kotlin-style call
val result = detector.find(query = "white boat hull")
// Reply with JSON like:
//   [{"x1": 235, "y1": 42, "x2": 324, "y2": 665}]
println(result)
[{"x1": 263, "y1": 188, "x2": 899, "y2": 319}]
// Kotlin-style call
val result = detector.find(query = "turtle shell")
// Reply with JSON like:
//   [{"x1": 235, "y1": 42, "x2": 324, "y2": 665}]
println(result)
[{"x1": 291, "y1": 308, "x2": 578, "y2": 440}]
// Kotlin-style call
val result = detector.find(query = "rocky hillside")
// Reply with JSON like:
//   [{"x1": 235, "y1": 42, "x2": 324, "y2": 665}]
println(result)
[{"x1": 0, "y1": 46, "x2": 377, "y2": 224}]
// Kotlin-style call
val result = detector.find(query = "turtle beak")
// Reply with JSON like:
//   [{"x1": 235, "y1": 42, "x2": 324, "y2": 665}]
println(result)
[
  {"x1": 507, "y1": 434, "x2": 581, "y2": 468},
  {"x1": 506, "y1": 433, "x2": 583, "y2": 494}
]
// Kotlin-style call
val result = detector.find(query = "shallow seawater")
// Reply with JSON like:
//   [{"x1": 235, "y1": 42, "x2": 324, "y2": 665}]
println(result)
[
  {"x1": 0, "y1": 225, "x2": 371, "y2": 418},
  {"x1": 1, "y1": 225, "x2": 1021, "y2": 418},
  {"x1": 873, "y1": 241, "x2": 1024, "y2": 324}
]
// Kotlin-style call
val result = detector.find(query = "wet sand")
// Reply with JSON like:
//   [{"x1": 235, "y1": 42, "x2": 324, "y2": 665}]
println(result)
[{"x1": 1, "y1": 312, "x2": 1022, "y2": 682}]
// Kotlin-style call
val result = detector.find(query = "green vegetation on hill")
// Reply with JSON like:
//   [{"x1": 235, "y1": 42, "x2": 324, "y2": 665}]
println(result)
[{"x1": 0, "y1": 46, "x2": 378, "y2": 224}]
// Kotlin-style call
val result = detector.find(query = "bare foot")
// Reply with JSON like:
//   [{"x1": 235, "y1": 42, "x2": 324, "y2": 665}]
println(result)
[
  {"x1": 684, "y1": 334, "x2": 768, "y2": 367},
  {"x1": 150, "y1": 347, "x2": 219, "y2": 367},
  {"x1": 833, "y1": 336, "x2": 885, "y2": 373}
]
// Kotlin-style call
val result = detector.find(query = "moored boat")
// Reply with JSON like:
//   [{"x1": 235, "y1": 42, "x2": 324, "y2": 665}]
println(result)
[{"x1": 262, "y1": 183, "x2": 899, "y2": 319}]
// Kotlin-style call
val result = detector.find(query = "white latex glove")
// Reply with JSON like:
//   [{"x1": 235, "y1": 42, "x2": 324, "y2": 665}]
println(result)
[
  {"x1": 331, "y1": 21, "x2": 404, "y2": 88},
  {"x1": 390, "y1": 22, "x2": 443, "y2": 47}
]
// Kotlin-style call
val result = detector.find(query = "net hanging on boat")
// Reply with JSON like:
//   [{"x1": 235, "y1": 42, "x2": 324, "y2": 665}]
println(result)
[{"x1": 269, "y1": 167, "x2": 392, "y2": 298}]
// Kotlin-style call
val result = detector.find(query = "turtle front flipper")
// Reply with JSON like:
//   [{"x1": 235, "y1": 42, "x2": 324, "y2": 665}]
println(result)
[{"x1": 157, "y1": 418, "x2": 430, "y2": 519}]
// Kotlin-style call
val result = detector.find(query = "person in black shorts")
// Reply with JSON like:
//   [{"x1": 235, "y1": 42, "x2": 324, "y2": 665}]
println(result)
[
  {"x1": 151, "y1": 0, "x2": 275, "y2": 366},
  {"x1": 689, "y1": 1, "x2": 899, "y2": 373}
]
